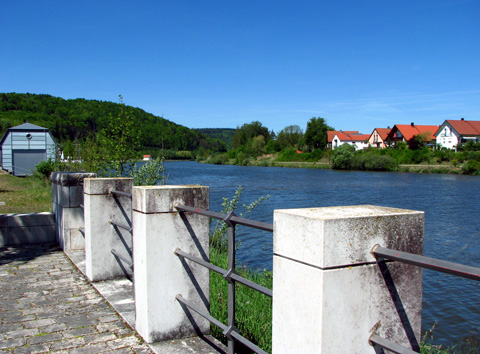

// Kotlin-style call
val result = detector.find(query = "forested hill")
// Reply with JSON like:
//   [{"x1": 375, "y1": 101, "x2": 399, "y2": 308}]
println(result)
[
  {"x1": 0, "y1": 93, "x2": 227, "y2": 153},
  {"x1": 194, "y1": 128, "x2": 235, "y2": 148}
]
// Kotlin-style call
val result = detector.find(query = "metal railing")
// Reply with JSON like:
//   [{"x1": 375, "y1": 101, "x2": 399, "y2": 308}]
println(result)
[
  {"x1": 175, "y1": 204, "x2": 273, "y2": 354},
  {"x1": 109, "y1": 189, "x2": 133, "y2": 277},
  {"x1": 369, "y1": 244, "x2": 480, "y2": 353}
]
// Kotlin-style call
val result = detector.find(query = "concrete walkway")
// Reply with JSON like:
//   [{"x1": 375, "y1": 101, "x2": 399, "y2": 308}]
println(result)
[{"x1": 0, "y1": 243, "x2": 153, "y2": 353}]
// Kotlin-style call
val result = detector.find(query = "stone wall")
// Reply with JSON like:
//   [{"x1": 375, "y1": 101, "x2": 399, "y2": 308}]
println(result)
[{"x1": 0, "y1": 212, "x2": 55, "y2": 246}]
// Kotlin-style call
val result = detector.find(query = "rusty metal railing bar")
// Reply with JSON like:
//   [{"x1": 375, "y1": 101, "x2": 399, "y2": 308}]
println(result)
[
  {"x1": 372, "y1": 245, "x2": 480, "y2": 281},
  {"x1": 111, "y1": 248, "x2": 133, "y2": 269},
  {"x1": 176, "y1": 204, "x2": 272, "y2": 353},
  {"x1": 175, "y1": 248, "x2": 225, "y2": 274},
  {"x1": 109, "y1": 220, "x2": 133, "y2": 233},
  {"x1": 175, "y1": 249, "x2": 272, "y2": 297},
  {"x1": 369, "y1": 334, "x2": 418, "y2": 354},
  {"x1": 176, "y1": 295, "x2": 268, "y2": 354},
  {"x1": 175, "y1": 204, "x2": 273, "y2": 232},
  {"x1": 110, "y1": 190, "x2": 132, "y2": 199}
]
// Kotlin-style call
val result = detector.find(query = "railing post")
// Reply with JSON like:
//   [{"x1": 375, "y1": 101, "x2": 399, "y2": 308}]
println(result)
[
  {"x1": 272, "y1": 205, "x2": 424, "y2": 354},
  {"x1": 50, "y1": 172, "x2": 96, "y2": 250},
  {"x1": 132, "y1": 185, "x2": 210, "y2": 343},
  {"x1": 83, "y1": 177, "x2": 133, "y2": 281}
]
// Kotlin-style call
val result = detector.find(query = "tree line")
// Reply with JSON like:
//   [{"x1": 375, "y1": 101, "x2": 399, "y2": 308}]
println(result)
[
  {"x1": 202, "y1": 118, "x2": 480, "y2": 175},
  {"x1": 0, "y1": 93, "x2": 228, "y2": 157},
  {"x1": 204, "y1": 117, "x2": 334, "y2": 165}
]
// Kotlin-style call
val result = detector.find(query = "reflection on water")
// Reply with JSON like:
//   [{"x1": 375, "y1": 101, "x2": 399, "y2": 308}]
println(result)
[{"x1": 165, "y1": 161, "x2": 480, "y2": 347}]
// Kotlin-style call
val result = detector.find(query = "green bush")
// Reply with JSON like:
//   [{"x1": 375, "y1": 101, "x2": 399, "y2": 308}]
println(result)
[
  {"x1": 235, "y1": 151, "x2": 249, "y2": 166},
  {"x1": 331, "y1": 144, "x2": 355, "y2": 169},
  {"x1": 465, "y1": 151, "x2": 480, "y2": 162},
  {"x1": 175, "y1": 150, "x2": 194, "y2": 160},
  {"x1": 462, "y1": 159, "x2": 480, "y2": 175},
  {"x1": 352, "y1": 153, "x2": 397, "y2": 171},
  {"x1": 209, "y1": 153, "x2": 229, "y2": 165},
  {"x1": 129, "y1": 158, "x2": 167, "y2": 185},
  {"x1": 35, "y1": 159, "x2": 56, "y2": 179}
]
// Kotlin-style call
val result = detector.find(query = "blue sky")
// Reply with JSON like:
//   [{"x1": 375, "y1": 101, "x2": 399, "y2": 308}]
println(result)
[{"x1": 1, "y1": 0, "x2": 479, "y2": 134}]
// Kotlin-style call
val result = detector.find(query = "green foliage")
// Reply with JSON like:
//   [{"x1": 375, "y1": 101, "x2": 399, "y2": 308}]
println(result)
[
  {"x1": 174, "y1": 150, "x2": 194, "y2": 160},
  {"x1": 250, "y1": 135, "x2": 266, "y2": 156},
  {"x1": 210, "y1": 186, "x2": 270, "y2": 251},
  {"x1": 276, "y1": 147, "x2": 323, "y2": 162},
  {"x1": 35, "y1": 159, "x2": 56, "y2": 179},
  {"x1": 129, "y1": 158, "x2": 167, "y2": 186},
  {"x1": 232, "y1": 121, "x2": 272, "y2": 150},
  {"x1": 234, "y1": 151, "x2": 250, "y2": 166},
  {"x1": 458, "y1": 141, "x2": 480, "y2": 152},
  {"x1": 0, "y1": 92, "x2": 227, "y2": 154},
  {"x1": 409, "y1": 131, "x2": 432, "y2": 150},
  {"x1": 265, "y1": 139, "x2": 282, "y2": 153},
  {"x1": 304, "y1": 117, "x2": 333, "y2": 151},
  {"x1": 0, "y1": 174, "x2": 52, "y2": 214},
  {"x1": 462, "y1": 159, "x2": 480, "y2": 175},
  {"x1": 209, "y1": 187, "x2": 272, "y2": 353},
  {"x1": 332, "y1": 145, "x2": 398, "y2": 171},
  {"x1": 276, "y1": 124, "x2": 304, "y2": 149},
  {"x1": 420, "y1": 324, "x2": 480, "y2": 353},
  {"x1": 97, "y1": 96, "x2": 141, "y2": 176},
  {"x1": 331, "y1": 144, "x2": 355, "y2": 169},
  {"x1": 195, "y1": 128, "x2": 236, "y2": 148},
  {"x1": 352, "y1": 152, "x2": 397, "y2": 171}
]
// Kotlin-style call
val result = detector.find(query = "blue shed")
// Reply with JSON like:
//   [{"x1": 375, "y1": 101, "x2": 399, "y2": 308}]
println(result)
[{"x1": 0, "y1": 123, "x2": 56, "y2": 176}]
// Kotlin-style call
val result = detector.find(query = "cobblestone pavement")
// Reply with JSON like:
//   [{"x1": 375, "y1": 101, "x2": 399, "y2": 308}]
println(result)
[{"x1": 0, "y1": 243, "x2": 153, "y2": 353}]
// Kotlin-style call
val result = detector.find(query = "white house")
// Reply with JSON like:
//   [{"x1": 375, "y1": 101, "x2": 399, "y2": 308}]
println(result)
[
  {"x1": 435, "y1": 119, "x2": 480, "y2": 150},
  {"x1": 327, "y1": 131, "x2": 370, "y2": 150},
  {"x1": 0, "y1": 122, "x2": 56, "y2": 176}
]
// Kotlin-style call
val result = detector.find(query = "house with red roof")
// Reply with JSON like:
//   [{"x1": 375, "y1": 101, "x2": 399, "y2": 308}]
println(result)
[
  {"x1": 327, "y1": 131, "x2": 370, "y2": 150},
  {"x1": 367, "y1": 128, "x2": 391, "y2": 149},
  {"x1": 385, "y1": 123, "x2": 438, "y2": 148},
  {"x1": 435, "y1": 118, "x2": 480, "y2": 150}
]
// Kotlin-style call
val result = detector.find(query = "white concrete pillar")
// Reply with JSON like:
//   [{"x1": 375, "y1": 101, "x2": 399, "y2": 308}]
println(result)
[
  {"x1": 84, "y1": 177, "x2": 133, "y2": 281},
  {"x1": 272, "y1": 205, "x2": 424, "y2": 354},
  {"x1": 50, "y1": 172, "x2": 96, "y2": 250},
  {"x1": 133, "y1": 185, "x2": 210, "y2": 343}
]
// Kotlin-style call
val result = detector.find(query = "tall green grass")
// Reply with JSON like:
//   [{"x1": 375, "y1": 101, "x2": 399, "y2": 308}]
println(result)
[
  {"x1": 209, "y1": 187, "x2": 272, "y2": 353},
  {"x1": 0, "y1": 173, "x2": 52, "y2": 214}
]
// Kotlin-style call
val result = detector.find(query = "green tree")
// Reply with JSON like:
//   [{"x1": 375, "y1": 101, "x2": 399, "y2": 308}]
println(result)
[
  {"x1": 232, "y1": 121, "x2": 272, "y2": 149},
  {"x1": 251, "y1": 135, "x2": 266, "y2": 156},
  {"x1": 277, "y1": 124, "x2": 304, "y2": 149},
  {"x1": 99, "y1": 96, "x2": 141, "y2": 176},
  {"x1": 304, "y1": 117, "x2": 333, "y2": 151},
  {"x1": 409, "y1": 131, "x2": 432, "y2": 150},
  {"x1": 331, "y1": 144, "x2": 355, "y2": 169}
]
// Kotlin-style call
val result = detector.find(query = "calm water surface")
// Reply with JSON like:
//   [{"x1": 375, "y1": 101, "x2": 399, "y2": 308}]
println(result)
[{"x1": 165, "y1": 161, "x2": 480, "y2": 346}]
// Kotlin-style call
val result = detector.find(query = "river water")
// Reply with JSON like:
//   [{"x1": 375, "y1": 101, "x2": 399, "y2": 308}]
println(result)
[{"x1": 164, "y1": 160, "x2": 480, "y2": 346}]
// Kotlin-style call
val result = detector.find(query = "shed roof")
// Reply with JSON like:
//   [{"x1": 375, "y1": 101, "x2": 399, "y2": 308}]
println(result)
[
  {"x1": 8, "y1": 122, "x2": 49, "y2": 131},
  {"x1": 0, "y1": 122, "x2": 53, "y2": 147}
]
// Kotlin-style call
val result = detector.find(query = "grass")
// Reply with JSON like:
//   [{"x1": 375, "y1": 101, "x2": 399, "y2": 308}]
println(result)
[
  {"x1": 0, "y1": 173, "x2": 52, "y2": 214},
  {"x1": 210, "y1": 245, "x2": 273, "y2": 353}
]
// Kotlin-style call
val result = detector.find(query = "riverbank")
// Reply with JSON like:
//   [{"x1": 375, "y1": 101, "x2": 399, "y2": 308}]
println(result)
[{"x1": 200, "y1": 154, "x2": 468, "y2": 174}]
